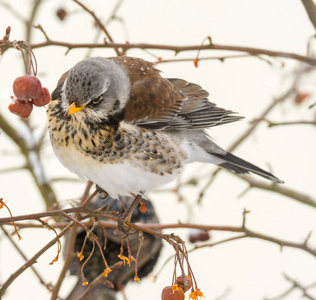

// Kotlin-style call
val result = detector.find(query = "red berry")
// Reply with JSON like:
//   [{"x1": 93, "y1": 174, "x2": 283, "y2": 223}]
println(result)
[
  {"x1": 8, "y1": 99, "x2": 33, "y2": 118},
  {"x1": 32, "y1": 87, "x2": 51, "y2": 107},
  {"x1": 175, "y1": 275, "x2": 192, "y2": 293},
  {"x1": 13, "y1": 76, "x2": 42, "y2": 100},
  {"x1": 161, "y1": 286, "x2": 184, "y2": 300}
]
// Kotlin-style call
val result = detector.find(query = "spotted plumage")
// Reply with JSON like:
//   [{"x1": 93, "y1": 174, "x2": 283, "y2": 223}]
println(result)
[{"x1": 47, "y1": 56, "x2": 283, "y2": 197}]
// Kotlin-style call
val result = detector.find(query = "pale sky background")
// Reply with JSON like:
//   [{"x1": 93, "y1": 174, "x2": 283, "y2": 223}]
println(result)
[{"x1": 1, "y1": 1, "x2": 316, "y2": 299}]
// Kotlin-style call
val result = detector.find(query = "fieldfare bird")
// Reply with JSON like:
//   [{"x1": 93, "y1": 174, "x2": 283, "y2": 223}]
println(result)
[
  {"x1": 65, "y1": 194, "x2": 162, "y2": 300},
  {"x1": 48, "y1": 56, "x2": 283, "y2": 199}
]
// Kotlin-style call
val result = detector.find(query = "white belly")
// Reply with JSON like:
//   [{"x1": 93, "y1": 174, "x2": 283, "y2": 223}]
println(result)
[{"x1": 53, "y1": 143, "x2": 179, "y2": 197}]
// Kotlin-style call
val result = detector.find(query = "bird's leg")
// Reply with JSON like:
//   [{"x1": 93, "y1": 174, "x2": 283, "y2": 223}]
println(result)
[
  {"x1": 95, "y1": 185, "x2": 108, "y2": 199},
  {"x1": 118, "y1": 194, "x2": 142, "y2": 234}
]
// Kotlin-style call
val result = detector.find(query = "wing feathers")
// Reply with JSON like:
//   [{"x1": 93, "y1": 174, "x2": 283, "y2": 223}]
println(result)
[{"x1": 213, "y1": 152, "x2": 284, "y2": 183}]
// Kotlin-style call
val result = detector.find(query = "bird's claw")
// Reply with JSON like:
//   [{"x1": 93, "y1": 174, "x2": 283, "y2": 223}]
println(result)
[{"x1": 117, "y1": 212, "x2": 132, "y2": 237}]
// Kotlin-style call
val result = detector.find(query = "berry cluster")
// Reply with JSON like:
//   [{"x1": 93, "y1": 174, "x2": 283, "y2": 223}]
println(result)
[
  {"x1": 9, "y1": 75, "x2": 50, "y2": 118},
  {"x1": 161, "y1": 275, "x2": 193, "y2": 300}
]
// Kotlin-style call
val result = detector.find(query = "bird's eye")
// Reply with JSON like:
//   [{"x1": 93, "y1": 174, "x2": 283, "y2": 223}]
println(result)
[{"x1": 92, "y1": 96, "x2": 102, "y2": 104}]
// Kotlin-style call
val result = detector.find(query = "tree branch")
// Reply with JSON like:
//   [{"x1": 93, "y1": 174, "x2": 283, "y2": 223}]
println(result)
[
  {"x1": 265, "y1": 119, "x2": 316, "y2": 127},
  {"x1": 0, "y1": 226, "x2": 51, "y2": 289},
  {"x1": 2, "y1": 209, "x2": 316, "y2": 257},
  {"x1": 72, "y1": 0, "x2": 121, "y2": 56},
  {"x1": 25, "y1": 40, "x2": 316, "y2": 66},
  {"x1": 0, "y1": 114, "x2": 57, "y2": 208},
  {"x1": 237, "y1": 174, "x2": 316, "y2": 209},
  {"x1": 0, "y1": 222, "x2": 73, "y2": 296}
]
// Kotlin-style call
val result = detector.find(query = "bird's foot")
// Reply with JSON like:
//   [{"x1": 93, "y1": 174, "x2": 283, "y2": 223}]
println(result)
[
  {"x1": 95, "y1": 185, "x2": 108, "y2": 199},
  {"x1": 117, "y1": 194, "x2": 142, "y2": 235}
]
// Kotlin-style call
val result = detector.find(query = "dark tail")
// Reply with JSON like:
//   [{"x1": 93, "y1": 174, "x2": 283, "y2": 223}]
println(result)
[{"x1": 212, "y1": 152, "x2": 284, "y2": 183}]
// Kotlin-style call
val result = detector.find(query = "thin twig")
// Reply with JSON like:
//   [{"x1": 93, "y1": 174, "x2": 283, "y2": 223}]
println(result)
[
  {"x1": 197, "y1": 85, "x2": 295, "y2": 203},
  {"x1": 72, "y1": 0, "x2": 121, "y2": 56},
  {"x1": 26, "y1": 40, "x2": 316, "y2": 65},
  {"x1": 51, "y1": 181, "x2": 94, "y2": 300},
  {"x1": 237, "y1": 174, "x2": 316, "y2": 209},
  {"x1": 188, "y1": 234, "x2": 247, "y2": 252},
  {"x1": 76, "y1": 261, "x2": 122, "y2": 300},
  {"x1": 0, "y1": 114, "x2": 57, "y2": 208},
  {"x1": 265, "y1": 120, "x2": 316, "y2": 127},
  {"x1": 155, "y1": 54, "x2": 264, "y2": 65},
  {"x1": 50, "y1": 224, "x2": 78, "y2": 300},
  {"x1": 85, "y1": 0, "x2": 125, "y2": 58},
  {"x1": 0, "y1": 223, "x2": 73, "y2": 296},
  {"x1": 3, "y1": 212, "x2": 316, "y2": 258},
  {"x1": 0, "y1": 0, "x2": 26, "y2": 21},
  {"x1": 0, "y1": 226, "x2": 51, "y2": 290},
  {"x1": 265, "y1": 274, "x2": 316, "y2": 300},
  {"x1": 283, "y1": 274, "x2": 316, "y2": 300}
]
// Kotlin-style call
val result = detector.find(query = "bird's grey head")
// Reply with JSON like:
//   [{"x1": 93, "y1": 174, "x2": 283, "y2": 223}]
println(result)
[{"x1": 63, "y1": 57, "x2": 131, "y2": 121}]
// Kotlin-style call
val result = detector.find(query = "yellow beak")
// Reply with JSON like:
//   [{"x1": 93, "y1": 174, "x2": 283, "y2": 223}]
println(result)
[{"x1": 67, "y1": 102, "x2": 85, "y2": 116}]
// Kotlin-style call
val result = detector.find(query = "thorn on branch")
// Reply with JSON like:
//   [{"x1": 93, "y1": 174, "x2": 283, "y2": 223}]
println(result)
[
  {"x1": 237, "y1": 186, "x2": 252, "y2": 198},
  {"x1": 207, "y1": 35, "x2": 213, "y2": 46},
  {"x1": 304, "y1": 231, "x2": 312, "y2": 246},
  {"x1": 242, "y1": 208, "x2": 250, "y2": 229}
]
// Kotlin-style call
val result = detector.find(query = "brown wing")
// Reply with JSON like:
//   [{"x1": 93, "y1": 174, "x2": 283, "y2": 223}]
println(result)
[
  {"x1": 110, "y1": 56, "x2": 243, "y2": 130},
  {"x1": 110, "y1": 56, "x2": 185, "y2": 129}
]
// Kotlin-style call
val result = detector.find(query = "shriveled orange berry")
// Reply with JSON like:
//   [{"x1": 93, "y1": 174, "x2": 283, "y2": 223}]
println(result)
[
  {"x1": 161, "y1": 286, "x2": 184, "y2": 300},
  {"x1": 32, "y1": 87, "x2": 51, "y2": 107},
  {"x1": 139, "y1": 201, "x2": 147, "y2": 213},
  {"x1": 8, "y1": 99, "x2": 33, "y2": 118},
  {"x1": 13, "y1": 76, "x2": 42, "y2": 100},
  {"x1": 193, "y1": 59, "x2": 199, "y2": 68},
  {"x1": 189, "y1": 288, "x2": 205, "y2": 300},
  {"x1": 103, "y1": 267, "x2": 112, "y2": 277},
  {"x1": 0, "y1": 198, "x2": 5, "y2": 208},
  {"x1": 77, "y1": 251, "x2": 84, "y2": 261}
]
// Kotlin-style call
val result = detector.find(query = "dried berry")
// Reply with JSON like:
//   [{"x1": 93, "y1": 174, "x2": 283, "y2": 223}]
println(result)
[
  {"x1": 161, "y1": 286, "x2": 184, "y2": 300},
  {"x1": 189, "y1": 229, "x2": 210, "y2": 243},
  {"x1": 13, "y1": 76, "x2": 42, "y2": 100},
  {"x1": 176, "y1": 275, "x2": 192, "y2": 293},
  {"x1": 8, "y1": 99, "x2": 33, "y2": 118},
  {"x1": 32, "y1": 87, "x2": 51, "y2": 107},
  {"x1": 56, "y1": 8, "x2": 67, "y2": 21},
  {"x1": 295, "y1": 93, "x2": 310, "y2": 105}
]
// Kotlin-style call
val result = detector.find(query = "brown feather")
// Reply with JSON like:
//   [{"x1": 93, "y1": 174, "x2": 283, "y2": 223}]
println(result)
[
  {"x1": 53, "y1": 56, "x2": 243, "y2": 130},
  {"x1": 110, "y1": 57, "x2": 185, "y2": 123},
  {"x1": 110, "y1": 57, "x2": 243, "y2": 130}
]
